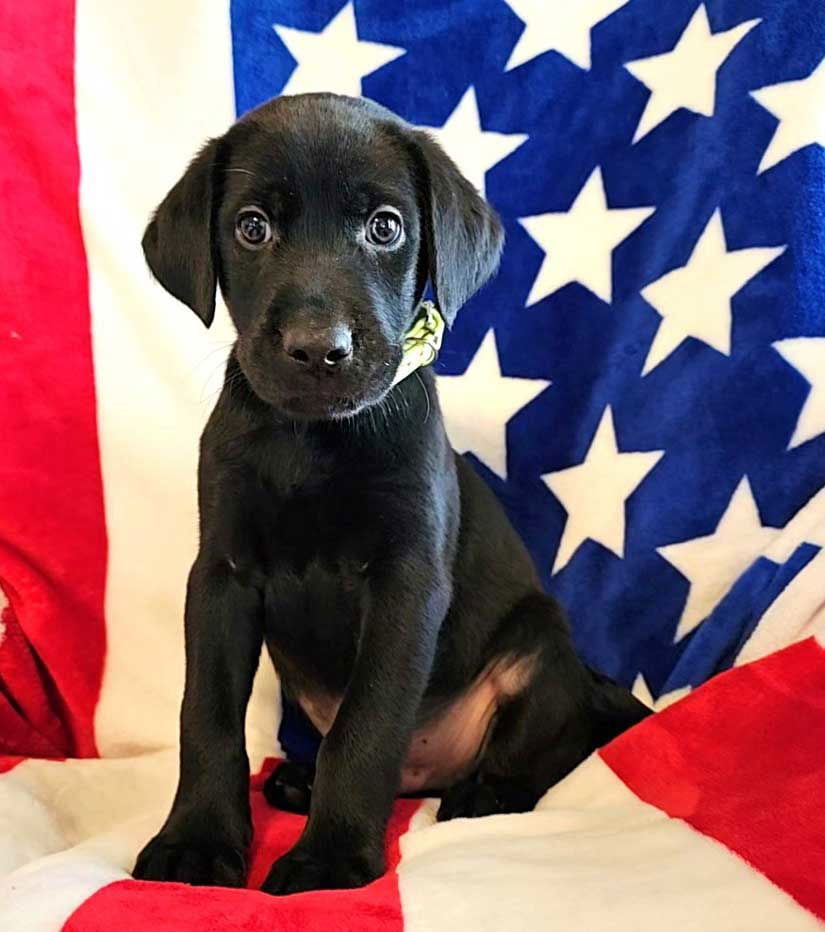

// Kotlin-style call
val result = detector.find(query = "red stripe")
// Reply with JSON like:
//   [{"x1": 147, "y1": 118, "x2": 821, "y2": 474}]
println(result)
[
  {"x1": 601, "y1": 637, "x2": 825, "y2": 919},
  {"x1": 65, "y1": 759, "x2": 413, "y2": 931},
  {"x1": 0, "y1": 0, "x2": 107, "y2": 757}
]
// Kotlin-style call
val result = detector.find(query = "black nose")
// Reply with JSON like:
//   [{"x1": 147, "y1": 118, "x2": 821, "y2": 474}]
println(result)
[{"x1": 281, "y1": 323, "x2": 353, "y2": 368}]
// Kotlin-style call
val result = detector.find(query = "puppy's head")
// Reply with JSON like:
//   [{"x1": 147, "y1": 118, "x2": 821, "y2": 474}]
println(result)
[{"x1": 143, "y1": 94, "x2": 503, "y2": 420}]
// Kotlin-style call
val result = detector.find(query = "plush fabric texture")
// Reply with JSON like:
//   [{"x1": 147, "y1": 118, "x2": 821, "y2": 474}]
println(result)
[{"x1": 0, "y1": 0, "x2": 823, "y2": 929}]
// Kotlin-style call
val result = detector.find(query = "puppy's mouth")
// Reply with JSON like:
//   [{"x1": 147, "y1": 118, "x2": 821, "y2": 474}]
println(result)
[
  {"x1": 276, "y1": 366, "x2": 401, "y2": 420},
  {"x1": 238, "y1": 358, "x2": 400, "y2": 422},
  {"x1": 277, "y1": 393, "x2": 368, "y2": 421}
]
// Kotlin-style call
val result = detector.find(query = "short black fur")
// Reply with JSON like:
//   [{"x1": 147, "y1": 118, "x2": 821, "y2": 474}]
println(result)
[{"x1": 133, "y1": 94, "x2": 649, "y2": 896}]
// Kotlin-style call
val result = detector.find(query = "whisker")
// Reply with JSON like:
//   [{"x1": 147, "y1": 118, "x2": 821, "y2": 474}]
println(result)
[
  {"x1": 197, "y1": 351, "x2": 236, "y2": 403},
  {"x1": 394, "y1": 391, "x2": 408, "y2": 421},
  {"x1": 200, "y1": 361, "x2": 247, "y2": 405},
  {"x1": 414, "y1": 371, "x2": 431, "y2": 423},
  {"x1": 187, "y1": 341, "x2": 235, "y2": 378}
]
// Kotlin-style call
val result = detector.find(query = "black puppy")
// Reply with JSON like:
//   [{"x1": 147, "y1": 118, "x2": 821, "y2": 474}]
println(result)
[{"x1": 133, "y1": 93, "x2": 649, "y2": 896}]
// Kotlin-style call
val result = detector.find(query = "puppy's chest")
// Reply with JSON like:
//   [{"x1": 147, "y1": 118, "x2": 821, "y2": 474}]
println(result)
[
  {"x1": 240, "y1": 475, "x2": 379, "y2": 578},
  {"x1": 261, "y1": 547, "x2": 368, "y2": 697},
  {"x1": 234, "y1": 473, "x2": 382, "y2": 692},
  {"x1": 229, "y1": 434, "x2": 377, "y2": 571}
]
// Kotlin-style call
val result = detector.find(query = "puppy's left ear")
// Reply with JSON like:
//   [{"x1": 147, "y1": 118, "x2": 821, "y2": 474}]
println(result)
[
  {"x1": 142, "y1": 138, "x2": 221, "y2": 327},
  {"x1": 409, "y1": 130, "x2": 504, "y2": 325}
]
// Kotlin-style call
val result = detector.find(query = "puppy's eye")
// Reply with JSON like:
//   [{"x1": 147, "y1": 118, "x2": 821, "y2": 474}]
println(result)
[
  {"x1": 365, "y1": 208, "x2": 403, "y2": 248},
  {"x1": 235, "y1": 208, "x2": 272, "y2": 249}
]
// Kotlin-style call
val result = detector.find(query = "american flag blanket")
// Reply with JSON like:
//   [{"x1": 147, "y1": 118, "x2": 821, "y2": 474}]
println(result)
[{"x1": 1, "y1": 0, "x2": 824, "y2": 928}]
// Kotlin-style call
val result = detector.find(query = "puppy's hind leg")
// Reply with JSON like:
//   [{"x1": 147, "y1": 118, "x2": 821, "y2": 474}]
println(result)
[
  {"x1": 263, "y1": 760, "x2": 316, "y2": 815},
  {"x1": 437, "y1": 592, "x2": 650, "y2": 821}
]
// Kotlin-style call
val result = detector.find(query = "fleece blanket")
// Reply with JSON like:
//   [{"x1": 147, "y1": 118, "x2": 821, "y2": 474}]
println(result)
[{"x1": 1, "y1": 0, "x2": 824, "y2": 928}]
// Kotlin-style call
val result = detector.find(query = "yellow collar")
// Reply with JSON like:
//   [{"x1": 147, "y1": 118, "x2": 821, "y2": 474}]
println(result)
[{"x1": 391, "y1": 301, "x2": 445, "y2": 388}]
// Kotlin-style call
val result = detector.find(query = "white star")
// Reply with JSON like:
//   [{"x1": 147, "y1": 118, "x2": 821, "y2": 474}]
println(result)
[
  {"x1": 658, "y1": 478, "x2": 780, "y2": 641},
  {"x1": 632, "y1": 674, "x2": 691, "y2": 712},
  {"x1": 640, "y1": 210, "x2": 785, "y2": 375},
  {"x1": 625, "y1": 5, "x2": 759, "y2": 143},
  {"x1": 437, "y1": 330, "x2": 550, "y2": 481},
  {"x1": 519, "y1": 168, "x2": 654, "y2": 306},
  {"x1": 424, "y1": 88, "x2": 528, "y2": 197},
  {"x1": 542, "y1": 407, "x2": 664, "y2": 574},
  {"x1": 273, "y1": 3, "x2": 405, "y2": 98},
  {"x1": 751, "y1": 57, "x2": 825, "y2": 173},
  {"x1": 505, "y1": 0, "x2": 631, "y2": 71},
  {"x1": 773, "y1": 338, "x2": 825, "y2": 449}
]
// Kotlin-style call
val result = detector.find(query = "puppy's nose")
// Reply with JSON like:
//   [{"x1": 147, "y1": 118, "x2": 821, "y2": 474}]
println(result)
[{"x1": 281, "y1": 323, "x2": 353, "y2": 368}]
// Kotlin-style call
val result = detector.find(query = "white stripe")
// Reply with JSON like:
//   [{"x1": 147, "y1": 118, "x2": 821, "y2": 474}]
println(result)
[
  {"x1": 0, "y1": 753, "x2": 176, "y2": 872},
  {"x1": 0, "y1": 770, "x2": 64, "y2": 879},
  {"x1": 0, "y1": 753, "x2": 176, "y2": 930},
  {"x1": 74, "y1": 0, "x2": 279, "y2": 761},
  {"x1": 736, "y1": 547, "x2": 825, "y2": 665},
  {"x1": 737, "y1": 487, "x2": 825, "y2": 666},
  {"x1": 0, "y1": 853, "x2": 128, "y2": 932},
  {"x1": 399, "y1": 756, "x2": 819, "y2": 932}
]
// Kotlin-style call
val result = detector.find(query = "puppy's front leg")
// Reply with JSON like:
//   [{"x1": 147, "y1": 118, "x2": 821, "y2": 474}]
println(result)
[
  {"x1": 263, "y1": 559, "x2": 449, "y2": 895},
  {"x1": 133, "y1": 556, "x2": 262, "y2": 887}
]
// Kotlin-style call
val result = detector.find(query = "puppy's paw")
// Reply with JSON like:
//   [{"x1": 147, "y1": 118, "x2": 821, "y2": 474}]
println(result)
[
  {"x1": 262, "y1": 760, "x2": 314, "y2": 814},
  {"x1": 133, "y1": 832, "x2": 247, "y2": 888},
  {"x1": 436, "y1": 777, "x2": 499, "y2": 821},
  {"x1": 437, "y1": 774, "x2": 537, "y2": 821},
  {"x1": 260, "y1": 844, "x2": 383, "y2": 896}
]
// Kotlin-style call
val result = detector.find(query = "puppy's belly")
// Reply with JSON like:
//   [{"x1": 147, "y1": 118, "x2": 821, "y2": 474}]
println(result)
[
  {"x1": 401, "y1": 677, "x2": 499, "y2": 793},
  {"x1": 297, "y1": 659, "x2": 533, "y2": 794}
]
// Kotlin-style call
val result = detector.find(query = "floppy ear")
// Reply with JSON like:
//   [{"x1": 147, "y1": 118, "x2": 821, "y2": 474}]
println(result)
[
  {"x1": 410, "y1": 130, "x2": 504, "y2": 324},
  {"x1": 141, "y1": 138, "x2": 221, "y2": 327}
]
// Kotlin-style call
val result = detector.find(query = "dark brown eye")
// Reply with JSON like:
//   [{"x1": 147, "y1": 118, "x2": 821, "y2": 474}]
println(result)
[
  {"x1": 235, "y1": 208, "x2": 272, "y2": 249},
  {"x1": 366, "y1": 208, "x2": 402, "y2": 247}
]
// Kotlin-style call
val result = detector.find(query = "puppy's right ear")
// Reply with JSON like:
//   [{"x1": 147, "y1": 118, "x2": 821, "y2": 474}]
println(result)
[{"x1": 142, "y1": 138, "x2": 220, "y2": 327}]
